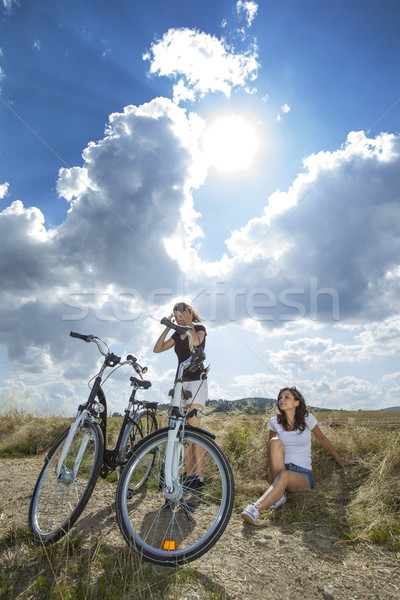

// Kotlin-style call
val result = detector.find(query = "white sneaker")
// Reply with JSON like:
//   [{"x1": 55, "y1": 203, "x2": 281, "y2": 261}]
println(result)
[
  {"x1": 241, "y1": 503, "x2": 260, "y2": 525},
  {"x1": 270, "y1": 493, "x2": 287, "y2": 509}
]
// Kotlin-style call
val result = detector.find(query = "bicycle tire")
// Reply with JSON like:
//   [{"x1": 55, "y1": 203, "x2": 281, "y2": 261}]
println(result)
[
  {"x1": 116, "y1": 427, "x2": 234, "y2": 565},
  {"x1": 134, "y1": 409, "x2": 158, "y2": 439},
  {"x1": 29, "y1": 419, "x2": 104, "y2": 543},
  {"x1": 118, "y1": 410, "x2": 158, "y2": 492},
  {"x1": 117, "y1": 409, "x2": 158, "y2": 464}
]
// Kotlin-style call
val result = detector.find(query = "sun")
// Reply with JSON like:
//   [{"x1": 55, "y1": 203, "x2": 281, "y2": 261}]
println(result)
[{"x1": 202, "y1": 114, "x2": 260, "y2": 174}]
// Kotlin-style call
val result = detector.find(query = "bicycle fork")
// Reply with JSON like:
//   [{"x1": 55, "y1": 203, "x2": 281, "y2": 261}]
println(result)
[
  {"x1": 163, "y1": 382, "x2": 185, "y2": 500},
  {"x1": 55, "y1": 409, "x2": 91, "y2": 483}
]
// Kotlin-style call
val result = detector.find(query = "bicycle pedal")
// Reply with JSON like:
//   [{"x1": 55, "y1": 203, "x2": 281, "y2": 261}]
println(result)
[{"x1": 100, "y1": 465, "x2": 113, "y2": 479}]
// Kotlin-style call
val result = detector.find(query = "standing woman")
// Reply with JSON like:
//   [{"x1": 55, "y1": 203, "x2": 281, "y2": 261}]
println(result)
[
  {"x1": 241, "y1": 387, "x2": 358, "y2": 525},
  {"x1": 153, "y1": 302, "x2": 208, "y2": 487}
]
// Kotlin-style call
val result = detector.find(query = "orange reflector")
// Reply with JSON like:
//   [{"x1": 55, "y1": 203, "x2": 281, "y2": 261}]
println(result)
[{"x1": 161, "y1": 540, "x2": 179, "y2": 551}]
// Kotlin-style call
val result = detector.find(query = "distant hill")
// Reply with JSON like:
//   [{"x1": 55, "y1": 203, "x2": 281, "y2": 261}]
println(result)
[
  {"x1": 157, "y1": 397, "x2": 337, "y2": 414},
  {"x1": 157, "y1": 397, "x2": 278, "y2": 414},
  {"x1": 383, "y1": 406, "x2": 400, "y2": 411},
  {"x1": 206, "y1": 397, "x2": 276, "y2": 414},
  {"x1": 205, "y1": 397, "x2": 330, "y2": 414}
]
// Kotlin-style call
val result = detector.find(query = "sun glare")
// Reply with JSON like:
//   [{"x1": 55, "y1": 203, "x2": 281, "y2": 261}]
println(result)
[{"x1": 203, "y1": 114, "x2": 260, "y2": 174}]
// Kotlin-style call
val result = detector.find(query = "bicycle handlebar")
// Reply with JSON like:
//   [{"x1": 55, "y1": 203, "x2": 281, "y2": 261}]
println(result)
[
  {"x1": 126, "y1": 354, "x2": 148, "y2": 375},
  {"x1": 70, "y1": 331, "x2": 94, "y2": 343},
  {"x1": 70, "y1": 331, "x2": 108, "y2": 357},
  {"x1": 160, "y1": 317, "x2": 190, "y2": 336},
  {"x1": 160, "y1": 317, "x2": 206, "y2": 372},
  {"x1": 70, "y1": 331, "x2": 149, "y2": 374}
]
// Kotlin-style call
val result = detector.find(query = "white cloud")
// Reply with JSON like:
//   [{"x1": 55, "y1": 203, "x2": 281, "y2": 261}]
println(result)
[
  {"x1": 56, "y1": 167, "x2": 90, "y2": 202},
  {"x1": 1, "y1": 93, "x2": 399, "y2": 411},
  {"x1": 276, "y1": 102, "x2": 291, "y2": 121},
  {"x1": 19, "y1": 351, "x2": 54, "y2": 374},
  {"x1": 236, "y1": 1, "x2": 258, "y2": 27},
  {"x1": 267, "y1": 318, "x2": 400, "y2": 376},
  {"x1": 230, "y1": 372, "x2": 388, "y2": 410},
  {"x1": 143, "y1": 28, "x2": 259, "y2": 103},
  {"x1": 0, "y1": 97, "x2": 204, "y2": 365},
  {"x1": 210, "y1": 130, "x2": 400, "y2": 326},
  {"x1": 0, "y1": 379, "x2": 77, "y2": 416},
  {"x1": 355, "y1": 317, "x2": 400, "y2": 357},
  {"x1": 0, "y1": 181, "x2": 8, "y2": 198},
  {"x1": 1, "y1": 0, "x2": 18, "y2": 13}
]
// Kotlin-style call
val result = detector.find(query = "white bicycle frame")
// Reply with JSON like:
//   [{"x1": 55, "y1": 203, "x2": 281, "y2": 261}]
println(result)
[
  {"x1": 55, "y1": 409, "x2": 93, "y2": 479},
  {"x1": 163, "y1": 330, "x2": 200, "y2": 499},
  {"x1": 55, "y1": 335, "x2": 108, "y2": 481}
]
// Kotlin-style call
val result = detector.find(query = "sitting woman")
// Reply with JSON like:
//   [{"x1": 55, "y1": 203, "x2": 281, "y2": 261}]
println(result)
[{"x1": 241, "y1": 386, "x2": 357, "y2": 525}]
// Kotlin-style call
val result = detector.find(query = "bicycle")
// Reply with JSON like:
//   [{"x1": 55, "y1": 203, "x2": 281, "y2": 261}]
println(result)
[
  {"x1": 116, "y1": 318, "x2": 234, "y2": 566},
  {"x1": 29, "y1": 331, "x2": 158, "y2": 544}
]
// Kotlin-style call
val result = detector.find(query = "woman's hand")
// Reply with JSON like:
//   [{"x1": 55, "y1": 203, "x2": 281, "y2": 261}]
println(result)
[
  {"x1": 153, "y1": 317, "x2": 176, "y2": 353},
  {"x1": 312, "y1": 425, "x2": 358, "y2": 468},
  {"x1": 338, "y1": 458, "x2": 358, "y2": 468},
  {"x1": 182, "y1": 308, "x2": 193, "y2": 326}
]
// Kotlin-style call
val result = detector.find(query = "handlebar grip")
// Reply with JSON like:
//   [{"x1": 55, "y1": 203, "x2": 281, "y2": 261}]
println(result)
[
  {"x1": 160, "y1": 317, "x2": 189, "y2": 335},
  {"x1": 70, "y1": 331, "x2": 91, "y2": 342},
  {"x1": 160, "y1": 317, "x2": 173, "y2": 328}
]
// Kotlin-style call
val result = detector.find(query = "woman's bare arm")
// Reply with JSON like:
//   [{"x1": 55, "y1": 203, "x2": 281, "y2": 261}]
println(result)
[
  {"x1": 153, "y1": 324, "x2": 175, "y2": 353},
  {"x1": 312, "y1": 425, "x2": 358, "y2": 467}
]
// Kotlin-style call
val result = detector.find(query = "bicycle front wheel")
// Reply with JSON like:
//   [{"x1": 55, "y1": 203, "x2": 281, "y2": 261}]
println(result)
[
  {"x1": 29, "y1": 419, "x2": 104, "y2": 543},
  {"x1": 116, "y1": 428, "x2": 234, "y2": 565}
]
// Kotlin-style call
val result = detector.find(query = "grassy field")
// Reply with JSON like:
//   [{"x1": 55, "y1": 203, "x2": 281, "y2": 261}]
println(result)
[
  {"x1": 218, "y1": 409, "x2": 400, "y2": 547},
  {"x1": 0, "y1": 408, "x2": 399, "y2": 599}
]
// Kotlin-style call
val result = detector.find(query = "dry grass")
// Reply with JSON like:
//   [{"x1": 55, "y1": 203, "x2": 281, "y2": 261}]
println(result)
[
  {"x1": 201, "y1": 408, "x2": 400, "y2": 552},
  {"x1": 0, "y1": 407, "x2": 399, "y2": 599},
  {"x1": 0, "y1": 411, "x2": 72, "y2": 458},
  {"x1": 1, "y1": 407, "x2": 399, "y2": 551},
  {"x1": 0, "y1": 527, "x2": 199, "y2": 600}
]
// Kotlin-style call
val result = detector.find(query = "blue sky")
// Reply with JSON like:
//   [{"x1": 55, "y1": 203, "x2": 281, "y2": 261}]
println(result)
[{"x1": 1, "y1": 0, "x2": 399, "y2": 414}]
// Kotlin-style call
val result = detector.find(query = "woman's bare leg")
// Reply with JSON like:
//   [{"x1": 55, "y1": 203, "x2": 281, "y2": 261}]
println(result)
[
  {"x1": 185, "y1": 404, "x2": 205, "y2": 478},
  {"x1": 254, "y1": 437, "x2": 311, "y2": 509},
  {"x1": 267, "y1": 437, "x2": 286, "y2": 483}
]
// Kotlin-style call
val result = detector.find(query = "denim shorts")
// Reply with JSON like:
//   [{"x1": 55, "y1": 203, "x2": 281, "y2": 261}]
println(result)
[{"x1": 285, "y1": 463, "x2": 314, "y2": 488}]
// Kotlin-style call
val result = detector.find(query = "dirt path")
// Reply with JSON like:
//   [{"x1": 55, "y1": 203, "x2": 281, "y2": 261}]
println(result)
[{"x1": 1, "y1": 456, "x2": 399, "y2": 600}]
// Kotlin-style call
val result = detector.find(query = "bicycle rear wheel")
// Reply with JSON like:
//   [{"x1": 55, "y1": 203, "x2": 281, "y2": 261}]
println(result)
[
  {"x1": 117, "y1": 409, "x2": 157, "y2": 463},
  {"x1": 134, "y1": 409, "x2": 158, "y2": 439},
  {"x1": 116, "y1": 428, "x2": 234, "y2": 565},
  {"x1": 29, "y1": 419, "x2": 104, "y2": 543},
  {"x1": 118, "y1": 410, "x2": 158, "y2": 493}
]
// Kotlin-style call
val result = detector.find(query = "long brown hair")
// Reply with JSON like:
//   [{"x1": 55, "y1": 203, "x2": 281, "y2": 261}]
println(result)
[
  {"x1": 173, "y1": 302, "x2": 201, "y2": 323},
  {"x1": 276, "y1": 386, "x2": 309, "y2": 432}
]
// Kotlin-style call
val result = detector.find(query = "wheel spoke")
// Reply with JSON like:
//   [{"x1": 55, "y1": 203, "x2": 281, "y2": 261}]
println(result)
[
  {"x1": 29, "y1": 421, "x2": 103, "y2": 543},
  {"x1": 116, "y1": 429, "x2": 234, "y2": 564}
]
